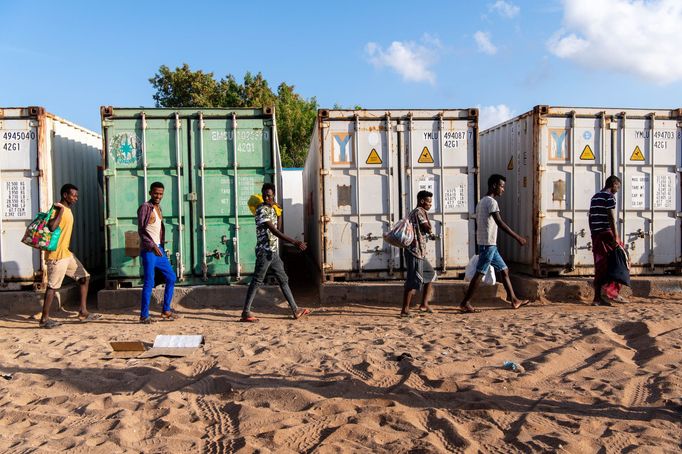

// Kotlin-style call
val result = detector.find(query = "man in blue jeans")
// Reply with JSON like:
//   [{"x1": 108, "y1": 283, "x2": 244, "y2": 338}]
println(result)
[
  {"x1": 240, "y1": 182, "x2": 310, "y2": 322},
  {"x1": 460, "y1": 174, "x2": 528, "y2": 313},
  {"x1": 137, "y1": 182, "x2": 178, "y2": 323}
]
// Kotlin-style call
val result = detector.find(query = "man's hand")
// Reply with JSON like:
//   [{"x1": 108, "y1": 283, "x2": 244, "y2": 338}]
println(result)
[
  {"x1": 516, "y1": 236, "x2": 527, "y2": 246},
  {"x1": 153, "y1": 245, "x2": 163, "y2": 257},
  {"x1": 296, "y1": 241, "x2": 307, "y2": 251}
]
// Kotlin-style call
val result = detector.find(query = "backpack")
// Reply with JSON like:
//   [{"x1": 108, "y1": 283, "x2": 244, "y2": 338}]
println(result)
[
  {"x1": 21, "y1": 206, "x2": 62, "y2": 251},
  {"x1": 383, "y1": 217, "x2": 414, "y2": 248}
]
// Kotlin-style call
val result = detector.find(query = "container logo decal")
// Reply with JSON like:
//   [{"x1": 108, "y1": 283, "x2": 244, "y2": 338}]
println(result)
[
  {"x1": 366, "y1": 149, "x2": 382, "y2": 164},
  {"x1": 630, "y1": 145, "x2": 645, "y2": 162},
  {"x1": 332, "y1": 133, "x2": 353, "y2": 164},
  {"x1": 111, "y1": 133, "x2": 141, "y2": 165},
  {"x1": 417, "y1": 146, "x2": 434, "y2": 164},
  {"x1": 548, "y1": 129, "x2": 568, "y2": 161},
  {"x1": 579, "y1": 144, "x2": 595, "y2": 160}
]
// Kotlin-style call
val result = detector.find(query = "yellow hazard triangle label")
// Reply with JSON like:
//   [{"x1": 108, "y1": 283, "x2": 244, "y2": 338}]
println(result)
[
  {"x1": 630, "y1": 145, "x2": 645, "y2": 161},
  {"x1": 366, "y1": 148, "x2": 382, "y2": 164},
  {"x1": 507, "y1": 156, "x2": 514, "y2": 170},
  {"x1": 579, "y1": 144, "x2": 595, "y2": 160},
  {"x1": 418, "y1": 146, "x2": 434, "y2": 164}
]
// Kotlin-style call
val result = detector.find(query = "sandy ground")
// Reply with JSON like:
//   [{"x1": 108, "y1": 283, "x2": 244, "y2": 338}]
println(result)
[{"x1": 0, "y1": 293, "x2": 681, "y2": 453}]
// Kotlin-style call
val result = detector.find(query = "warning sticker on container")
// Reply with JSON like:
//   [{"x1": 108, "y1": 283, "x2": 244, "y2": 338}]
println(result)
[
  {"x1": 631, "y1": 175, "x2": 646, "y2": 208},
  {"x1": 655, "y1": 175, "x2": 673, "y2": 209},
  {"x1": 630, "y1": 145, "x2": 645, "y2": 162},
  {"x1": 366, "y1": 148, "x2": 382, "y2": 164},
  {"x1": 507, "y1": 156, "x2": 514, "y2": 170},
  {"x1": 3, "y1": 180, "x2": 29, "y2": 218},
  {"x1": 579, "y1": 144, "x2": 595, "y2": 160},
  {"x1": 418, "y1": 146, "x2": 434, "y2": 164},
  {"x1": 444, "y1": 186, "x2": 465, "y2": 210}
]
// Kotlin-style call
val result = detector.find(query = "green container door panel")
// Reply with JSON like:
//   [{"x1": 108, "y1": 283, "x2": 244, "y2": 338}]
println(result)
[{"x1": 104, "y1": 118, "x2": 192, "y2": 281}]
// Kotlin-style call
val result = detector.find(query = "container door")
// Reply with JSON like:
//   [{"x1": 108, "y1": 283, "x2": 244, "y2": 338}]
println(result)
[
  {"x1": 0, "y1": 119, "x2": 40, "y2": 282},
  {"x1": 617, "y1": 117, "x2": 681, "y2": 269},
  {"x1": 190, "y1": 115, "x2": 274, "y2": 281},
  {"x1": 103, "y1": 115, "x2": 191, "y2": 281},
  {"x1": 322, "y1": 116, "x2": 400, "y2": 273},
  {"x1": 403, "y1": 116, "x2": 475, "y2": 271},
  {"x1": 539, "y1": 115, "x2": 610, "y2": 268}
]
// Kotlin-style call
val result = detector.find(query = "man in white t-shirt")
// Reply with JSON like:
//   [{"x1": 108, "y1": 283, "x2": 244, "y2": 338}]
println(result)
[{"x1": 460, "y1": 174, "x2": 528, "y2": 313}]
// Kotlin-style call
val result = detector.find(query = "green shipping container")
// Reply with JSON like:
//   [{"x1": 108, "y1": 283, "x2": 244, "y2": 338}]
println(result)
[{"x1": 101, "y1": 107, "x2": 280, "y2": 287}]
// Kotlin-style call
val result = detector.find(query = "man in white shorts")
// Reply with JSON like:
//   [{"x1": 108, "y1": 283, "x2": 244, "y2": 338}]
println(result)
[{"x1": 39, "y1": 184, "x2": 99, "y2": 328}]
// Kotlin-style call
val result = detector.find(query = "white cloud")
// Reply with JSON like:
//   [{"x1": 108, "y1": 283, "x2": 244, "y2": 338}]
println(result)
[
  {"x1": 365, "y1": 36, "x2": 440, "y2": 84},
  {"x1": 490, "y1": 1, "x2": 520, "y2": 18},
  {"x1": 474, "y1": 31, "x2": 498, "y2": 55},
  {"x1": 548, "y1": 0, "x2": 682, "y2": 84},
  {"x1": 478, "y1": 104, "x2": 515, "y2": 130}
]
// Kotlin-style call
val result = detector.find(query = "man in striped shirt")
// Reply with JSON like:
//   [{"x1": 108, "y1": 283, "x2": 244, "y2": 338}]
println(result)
[{"x1": 589, "y1": 175, "x2": 623, "y2": 306}]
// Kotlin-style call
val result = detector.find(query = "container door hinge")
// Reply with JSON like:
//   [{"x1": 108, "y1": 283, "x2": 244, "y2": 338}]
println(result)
[
  {"x1": 105, "y1": 218, "x2": 117, "y2": 225},
  {"x1": 187, "y1": 193, "x2": 197, "y2": 202},
  {"x1": 538, "y1": 118, "x2": 548, "y2": 125},
  {"x1": 30, "y1": 170, "x2": 42, "y2": 177},
  {"x1": 470, "y1": 167, "x2": 479, "y2": 174},
  {"x1": 396, "y1": 124, "x2": 405, "y2": 132},
  {"x1": 676, "y1": 212, "x2": 682, "y2": 218},
  {"x1": 538, "y1": 212, "x2": 546, "y2": 218},
  {"x1": 103, "y1": 169, "x2": 115, "y2": 176},
  {"x1": 320, "y1": 215, "x2": 330, "y2": 223},
  {"x1": 322, "y1": 263, "x2": 333, "y2": 270},
  {"x1": 321, "y1": 122, "x2": 330, "y2": 129},
  {"x1": 320, "y1": 169, "x2": 330, "y2": 176},
  {"x1": 538, "y1": 165, "x2": 547, "y2": 172}
]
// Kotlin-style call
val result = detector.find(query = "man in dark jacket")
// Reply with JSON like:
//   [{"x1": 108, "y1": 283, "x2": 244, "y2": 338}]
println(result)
[{"x1": 137, "y1": 182, "x2": 177, "y2": 323}]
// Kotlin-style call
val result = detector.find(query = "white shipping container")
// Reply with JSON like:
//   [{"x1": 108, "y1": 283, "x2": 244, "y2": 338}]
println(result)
[
  {"x1": 281, "y1": 168, "x2": 304, "y2": 242},
  {"x1": 0, "y1": 107, "x2": 103, "y2": 290},
  {"x1": 480, "y1": 105, "x2": 682, "y2": 277},
  {"x1": 303, "y1": 109, "x2": 479, "y2": 282}
]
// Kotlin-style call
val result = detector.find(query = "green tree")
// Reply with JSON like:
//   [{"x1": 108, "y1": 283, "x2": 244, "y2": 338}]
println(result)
[{"x1": 149, "y1": 64, "x2": 318, "y2": 167}]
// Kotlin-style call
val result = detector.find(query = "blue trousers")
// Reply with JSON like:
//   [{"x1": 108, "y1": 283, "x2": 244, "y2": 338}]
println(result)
[{"x1": 140, "y1": 245, "x2": 176, "y2": 318}]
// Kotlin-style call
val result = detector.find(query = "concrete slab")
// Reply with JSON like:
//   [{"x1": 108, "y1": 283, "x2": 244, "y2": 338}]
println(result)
[
  {"x1": 510, "y1": 274, "x2": 682, "y2": 303},
  {"x1": 97, "y1": 285, "x2": 288, "y2": 311},
  {"x1": 320, "y1": 280, "x2": 503, "y2": 306},
  {"x1": 0, "y1": 284, "x2": 82, "y2": 315}
]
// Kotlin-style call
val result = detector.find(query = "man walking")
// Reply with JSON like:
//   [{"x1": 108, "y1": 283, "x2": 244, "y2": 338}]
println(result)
[
  {"x1": 39, "y1": 184, "x2": 99, "y2": 328},
  {"x1": 460, "y1": 174, "x2": 528, "y2": 313},
  {"x1": 138, "y1": 182, "x2": 178, "y2": 323},
  {"x1": 589, "y1": 175, "x2": 625, "y2": 306},
  {"x1": 240, "y1": 182, "x2": 310, "y2": 322},
  {"x1": 400, "y1": 190, "x2": 436, "y2": 317}
]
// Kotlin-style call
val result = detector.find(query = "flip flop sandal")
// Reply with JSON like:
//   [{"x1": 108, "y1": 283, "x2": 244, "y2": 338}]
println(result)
[
  {"x1": 78, "y1": 313, "x2": 102, "y2": 322},
  {"x1": 399, "y1": 312, "x2": 415, "y2": 318},
  {"x1": 295, "y1": 308, "x2": 311, "y2": 320},
  {"x1": 240, "y1": 316, "x2": 259, "y2": 323},
  {"x1": 419, "y1": 308, "x2": 435, "y2": 314},
  {"x1": 139, "y1": 316, "x2": 153, "y2": 324},
  {"x1": 161, "y1": 311, "x2": 181, "y2": 321},
  {"x1": 39, "y1": 319, "x2": 61, "y2": 329},
  {"x1": 459, "y1": 307, "x2": 481, "y2": 314}
]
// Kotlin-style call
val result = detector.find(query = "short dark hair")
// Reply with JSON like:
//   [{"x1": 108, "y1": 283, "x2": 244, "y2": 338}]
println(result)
[
  {"x1": 262, "y1": 182, "x2": 276, "y2": 194},
  {"x1": 417, "y1": 190, "x2": 433, "y2": 202},
  {"x1": 150, "y1": 181, "x2": 164, "y2": 190},
  {"x1": 487, "y1": 174, "x2": 506, "y2": 189},
  {"x1": 60, "y1": 183, "x2": 78, "y2": 198},
  {"x1": 605, "y1": 175, "x2": 621, "y2": 188}
]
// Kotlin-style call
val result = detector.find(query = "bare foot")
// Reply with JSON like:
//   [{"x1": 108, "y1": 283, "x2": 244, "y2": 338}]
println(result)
[{"x1": 511, "y1": 299, "x2": 529, "y2": 309}]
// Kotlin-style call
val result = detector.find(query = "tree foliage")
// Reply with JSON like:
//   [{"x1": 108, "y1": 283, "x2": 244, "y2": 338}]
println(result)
[{"x1": 149, "y1": 64, "x2": 317, "y2": 167}]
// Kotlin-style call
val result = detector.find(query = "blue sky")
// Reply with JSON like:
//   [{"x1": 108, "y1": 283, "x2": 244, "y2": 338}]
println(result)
[{"x1": 1, "y1": 0, "x2": 681, "y2": 132}]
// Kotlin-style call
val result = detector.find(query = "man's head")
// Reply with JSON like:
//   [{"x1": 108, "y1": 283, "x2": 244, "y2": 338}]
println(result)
[
  {"x1": 604, "y1": 175, "x2": 621, "y2": 194},
  {"x1": 488, "y1": 174, "x2": 506, "y2": 197},
  {"x1": 417, "y1": 190, "x2": 433, "y2": 211},
  {"x1": 149, "y1": 182, "x2": 165, "y2": 205},
  {"x1": 60, "y1": 183, "x2": 79, "y2": 207},
  {"x1": 262, "y1": 182, "x2": 276, "y2": 206}
]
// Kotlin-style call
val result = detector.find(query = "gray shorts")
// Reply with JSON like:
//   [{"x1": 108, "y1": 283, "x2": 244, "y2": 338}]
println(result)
[{"x1": 404, "y1": 251, "x2": 436, "y2": 290}]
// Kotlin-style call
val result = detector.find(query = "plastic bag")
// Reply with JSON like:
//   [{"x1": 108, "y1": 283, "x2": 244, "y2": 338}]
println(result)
[
  {"x1": 247, "y1": 194, "x2": 282, "y2": 216},
  {"x1": 383, "y1": 217, "x2": 414, "y2": 248},
  {"x1": 21, "y1": 206, "x2": 62, "y2": 251},
  {"x1": 607, "y1": 246, "x2": 631, "y2": 287},
  {"x1": 464, "y1": 255, "x2": 496, "y2": 285}
]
